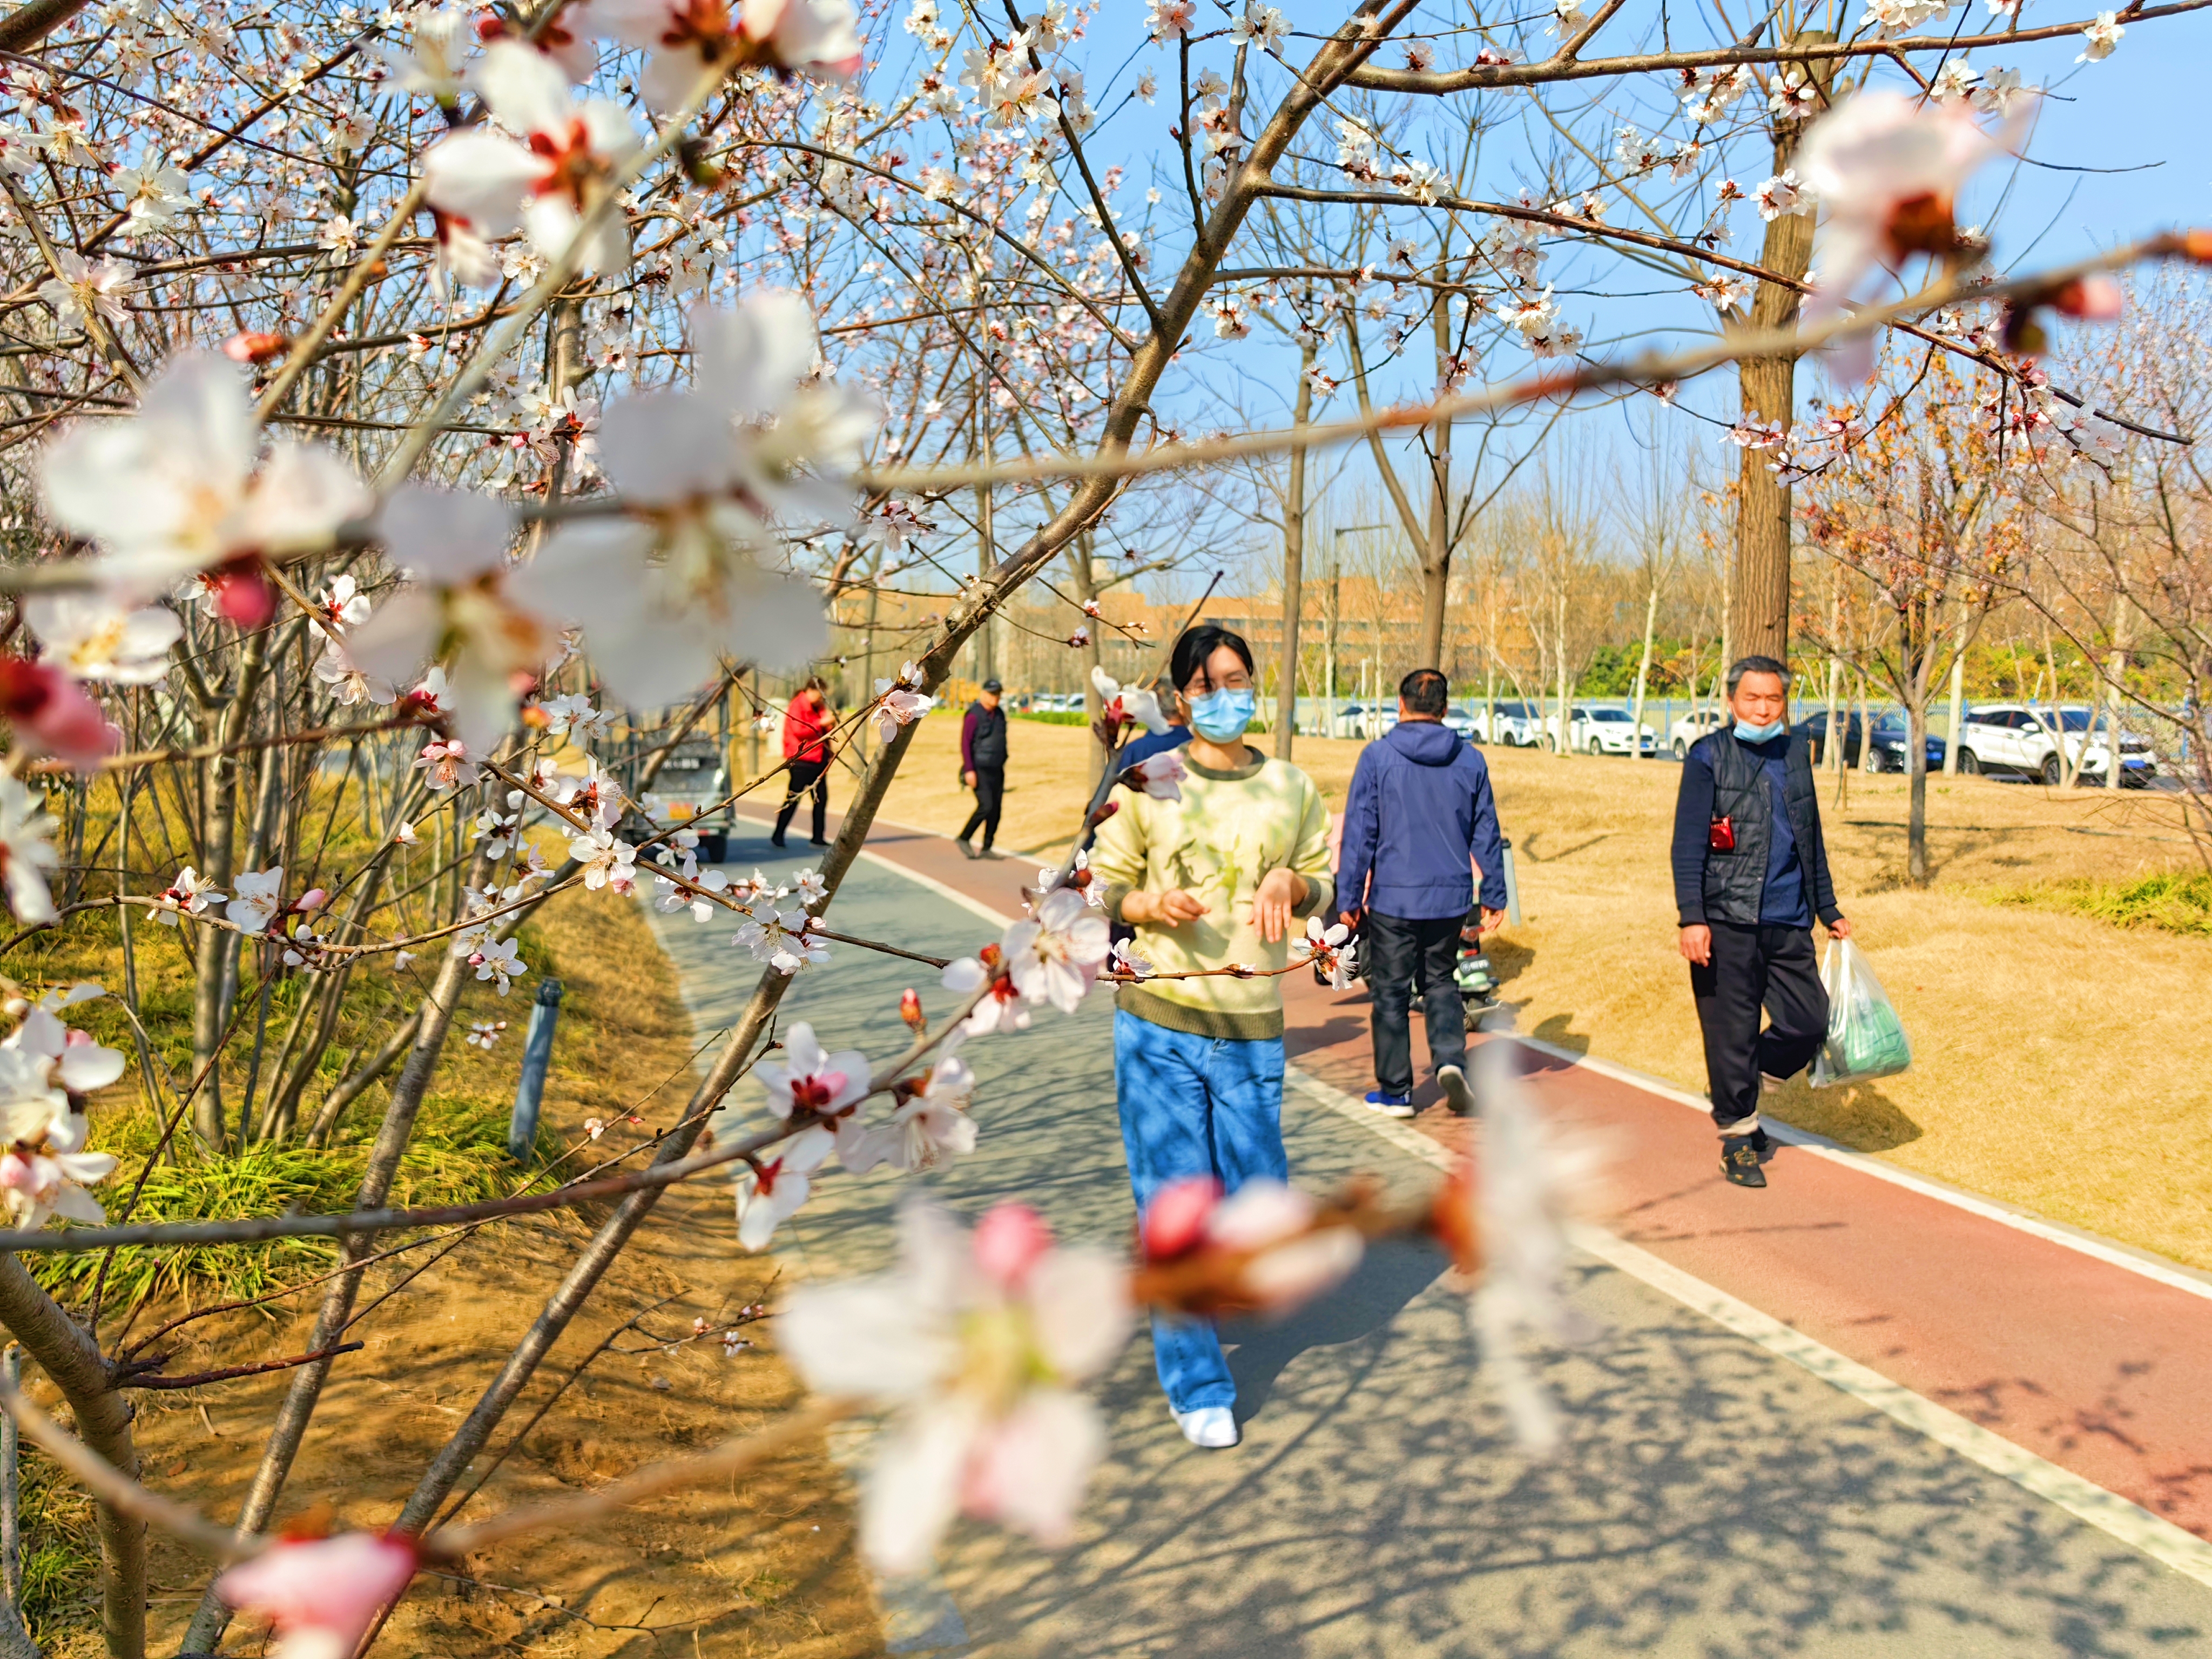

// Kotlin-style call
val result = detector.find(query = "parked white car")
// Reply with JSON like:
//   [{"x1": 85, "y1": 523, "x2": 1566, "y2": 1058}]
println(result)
[
  {"x1": 1567, "y1": 705, "x2": 1657, "y2": 755},
  {"x1": 1957, "y1": 703, "x2": 2156, "y2": 787},
  {"x1": 1670, "y1": 707, "x2": 1728, "y2": 759},
  {"x1": 1467, "y1": 699, "x2": 1539, "y2": 745},
  {"x1": 1330, "y1": 703, "x2": 1397, "y2": 739}
]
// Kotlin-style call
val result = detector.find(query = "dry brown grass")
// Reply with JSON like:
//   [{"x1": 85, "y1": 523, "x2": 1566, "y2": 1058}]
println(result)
[
  {"x1": 75, "y1": 885, "x2": 883, "y2": 1659},
  {"x1": 811, "y1": 711, "x2": 2212, "y2": 1271}
]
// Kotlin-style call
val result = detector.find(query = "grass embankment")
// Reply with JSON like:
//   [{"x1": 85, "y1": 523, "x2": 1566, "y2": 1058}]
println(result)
[
  {"x1": 15, "y1": 882, "x2": 879, "y2": 1658},
  {"x1": 801, "y1": 712, "x2": 2212, "y2": 1272},
  {"x1": 1997, "y1": 869, "x2": 2212, "y2": 938}
]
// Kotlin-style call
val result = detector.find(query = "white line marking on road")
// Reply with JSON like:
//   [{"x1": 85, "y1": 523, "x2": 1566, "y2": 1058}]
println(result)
[
  {"x1": 1507, "y1": 1035, "x2": 2212, "y2": 1303},
  {"x1": 1286, "y1": 1063, "x2": 2212, "y2": 1590}
]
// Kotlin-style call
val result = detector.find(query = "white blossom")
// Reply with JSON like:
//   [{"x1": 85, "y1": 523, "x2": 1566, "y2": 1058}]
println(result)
[{"x1": 780, "y1": 1198, "x2": 1131, "y2": 1572}]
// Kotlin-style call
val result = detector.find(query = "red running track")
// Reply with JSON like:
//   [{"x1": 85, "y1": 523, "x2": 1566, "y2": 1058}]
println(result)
[{"x1": 747, "y1": 802, "x2": 2212, "y2": 1544}]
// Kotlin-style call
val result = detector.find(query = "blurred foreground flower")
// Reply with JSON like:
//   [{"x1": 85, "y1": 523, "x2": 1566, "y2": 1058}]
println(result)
[
  {"x1": 217, "y1": 1531, "x2": 419, "y2": 1659},
  {"x1": 1134, "y1": 1176, "x2": 1363, "y2": 1318},
  {"x1": 780, "y1": 1198, "x2": 1130, "y2": 1573},
  {"x1": 36, "y1": 354, "x2": 368, "y2": 601}
]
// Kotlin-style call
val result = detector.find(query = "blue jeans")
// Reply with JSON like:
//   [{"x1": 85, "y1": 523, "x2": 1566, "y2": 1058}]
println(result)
[{"x1": 1112, "y1": 1010, "x2": 1289, "y2": 1413}]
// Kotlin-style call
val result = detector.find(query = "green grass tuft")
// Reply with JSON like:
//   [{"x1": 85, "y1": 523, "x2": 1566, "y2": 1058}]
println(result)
[
  {"x1": 35, "y1": 1095, "x2": 551, "y2": 1310},
  {"x1": 17, "y1": 1445, "x2": 99, "y2": 1648},
  {"x1": 1997, "y1": 869, "x2": 2212, "y2": 938}
]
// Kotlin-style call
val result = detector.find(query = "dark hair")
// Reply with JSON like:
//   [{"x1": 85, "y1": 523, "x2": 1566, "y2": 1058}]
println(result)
[
  {"x1": 1399, "y1": 667, "x2": 1449, "y2": 716},
  {"x1": 1170, "y1": 624, "x2": 1255, "y2": 693},
  {"x1": 802, "y1": 674, "x2": 828, "y2": 693},
  {"x1": 1725, "y1": 655, "x2": 1791, "y2": 696}
]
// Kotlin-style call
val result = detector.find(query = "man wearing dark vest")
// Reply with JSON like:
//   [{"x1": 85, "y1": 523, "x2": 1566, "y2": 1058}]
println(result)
[
  {"x1": 1671, "y1": 655, "x2": 1852, "y2": 1188},
  {"x1": 957, "y1": 678, "x2": 1008, "y2": 859}
]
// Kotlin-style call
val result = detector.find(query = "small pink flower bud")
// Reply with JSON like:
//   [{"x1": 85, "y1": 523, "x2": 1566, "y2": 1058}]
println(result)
[
  {"x1": 1141, "y1": 1176, "x2": 1222, "y2": 1260},
  {"x1": 972, "y1": 1203, "x2": 1054, "y2": 1289}
]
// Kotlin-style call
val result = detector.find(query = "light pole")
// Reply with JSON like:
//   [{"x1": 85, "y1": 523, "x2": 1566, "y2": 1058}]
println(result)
[{"x1": 1326, "y1": 524, "x2": 1385, "y2": 739}]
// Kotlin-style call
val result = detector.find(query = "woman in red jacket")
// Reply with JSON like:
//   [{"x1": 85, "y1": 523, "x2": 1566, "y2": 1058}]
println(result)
[{"x1": 775, "y1": 676, "x2": 833, "y2": 848}]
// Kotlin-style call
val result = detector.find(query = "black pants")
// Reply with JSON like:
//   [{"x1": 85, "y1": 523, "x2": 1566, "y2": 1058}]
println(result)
[
  {"x1": 1365, "y1": 912, "x2": 1467, "y2": 1096},
  {"x1": 774, "y1": 757, "x2": 829, "y2": 844},
  {"x1": 958, "y1": 766, "x2": 1003, "y2": 849},
  {"x1": 1690, "y1": 922, "x2": 1828, "y2": 1130}
]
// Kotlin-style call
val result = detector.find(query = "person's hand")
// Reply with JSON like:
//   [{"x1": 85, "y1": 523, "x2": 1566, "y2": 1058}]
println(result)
[
  {"x1": 1339, "y1": 907, "x2": 1363, "y2": 932},
  {"x1": 1679, "y1": 923, "x2": 1712, "y2": 965},
  {"x1": 1479, "y1": 907, "x2": 1507, "y2": 935},
  {"x1": 1129, "y1": 888, "x2": 1209, "y2": 927},
  {"x1": 1827, "y1": 915, "x2": 1852, "y2": 940},
  {"x1": 962, "y1": 769, "x2": 976, "y2": 788},
  {"x1": 1252, "y1": 868, "x2": 1306, "y2": 942}
]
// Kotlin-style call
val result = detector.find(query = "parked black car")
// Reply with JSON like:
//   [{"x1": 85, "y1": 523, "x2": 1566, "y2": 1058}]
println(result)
[{"x1": 1792, "y1": 710, "x2": 1946, "y2": 773}]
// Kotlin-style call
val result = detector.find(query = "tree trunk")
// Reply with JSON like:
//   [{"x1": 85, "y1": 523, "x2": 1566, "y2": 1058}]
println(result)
[
  {"x1": 1907, "y1": 693, "x2": 1930, "y2": 885},
  {"x1": 179, "y1": 872, "x2": 485, "y2": 1655},
  {"x1": 187, "y1": 629, "x2": 271, "y2": 1150},
  {"x1": 0, "y1": 1260, "x2": 142, "y2": 1659},
  {"x1": 1731, "y1": 31, "x2": 1833, "y2": 664},
  {"x1": 1630, "y1": 582, "x2": 1658, "y2": 760},
  {"x1": 1276, "y1": 338, "x2": 1314, "y2": 759},
  {"x1": 1418, "y1": 296, "x2": 1454, "y2": 669}
]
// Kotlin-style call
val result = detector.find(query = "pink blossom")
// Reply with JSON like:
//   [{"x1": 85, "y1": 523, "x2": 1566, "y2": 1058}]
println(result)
[
  {"x1": 1089, "y1": 666, "x2": 1168, "y2": 734},
  {"x1": 0, "y1": 657, "x2": 116, "y2": 768},
  {"x1": 1120, "y1": 749, "x2": 1186, "y2": 801},
  {"x1": 217, "y1": 1532, "x2": 419, "y2": 1659}
]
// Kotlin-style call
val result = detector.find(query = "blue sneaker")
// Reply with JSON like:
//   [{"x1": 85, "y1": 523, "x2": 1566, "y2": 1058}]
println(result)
[{"x1": 1364, "y1": 1090, "x2": 1415, "y2": 1120}]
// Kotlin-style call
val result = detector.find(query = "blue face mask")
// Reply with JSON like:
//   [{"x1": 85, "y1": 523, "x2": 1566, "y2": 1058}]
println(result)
[
  {"x1": 1734, "y1": 718, "x2": 1785, "y2": 743},
  {"x1": 1188, "y1": 686, "x2": 1256, "y2": 743}
]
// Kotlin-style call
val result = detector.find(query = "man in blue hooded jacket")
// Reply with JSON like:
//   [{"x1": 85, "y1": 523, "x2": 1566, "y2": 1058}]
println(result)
[{"x1": 1337, "y1": 668, "x2": 1508, "y2": 1118}]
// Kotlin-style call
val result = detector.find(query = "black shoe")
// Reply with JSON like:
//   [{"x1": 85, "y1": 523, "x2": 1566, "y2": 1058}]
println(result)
[
  {"x1": 1721, "y1": 1138, "x2": 1768, "y2": 1188},
  {"x1": 770, "y1": 834, "x2": 786, "y2": 848},
  {"x1": 809, "y1": 837, "x2": 830, "y2": 847},
  {"x1": 956, "y1": 838, "x2": 978, "y2": 860},
  {"x1": 1748, "y1": 1126, "x2": 1777, "y2": 1163}
]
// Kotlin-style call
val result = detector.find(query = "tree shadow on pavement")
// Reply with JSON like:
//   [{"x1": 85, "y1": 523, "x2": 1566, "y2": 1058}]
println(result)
[{"x1": 1224, "y1": 1238, "x2": 1448, "y2": 1424}]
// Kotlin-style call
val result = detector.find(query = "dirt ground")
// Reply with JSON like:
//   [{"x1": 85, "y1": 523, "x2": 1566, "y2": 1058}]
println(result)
[
  {"x1": 806, "y1": 711, "x2": 2212, "y2": 1272},
  {"x1": 70, "y1": 888, "x2": 882, "y2": 1659}
]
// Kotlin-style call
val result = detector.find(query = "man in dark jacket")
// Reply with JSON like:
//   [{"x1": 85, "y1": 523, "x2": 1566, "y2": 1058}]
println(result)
[
  {"x1": 1337, "y1": 668, "x2": 1507, "y2": 1119},
  {"x1": 1672, "y1": 655, "x2": 1852, "y2": 1189},
  {"x1": 957, "y1": 678, "x2": 1008, "y2": 859}
]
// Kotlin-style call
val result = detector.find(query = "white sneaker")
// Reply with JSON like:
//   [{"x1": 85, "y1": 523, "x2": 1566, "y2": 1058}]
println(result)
[{"x1": 1172, "y1": 1405, "x2": 1240, "y2": 1449}]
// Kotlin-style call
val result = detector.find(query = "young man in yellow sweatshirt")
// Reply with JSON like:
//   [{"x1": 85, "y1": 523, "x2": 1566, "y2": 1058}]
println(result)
[{"x1": 1090, "y1": 624, "x2": 1336, "y2": 1450}]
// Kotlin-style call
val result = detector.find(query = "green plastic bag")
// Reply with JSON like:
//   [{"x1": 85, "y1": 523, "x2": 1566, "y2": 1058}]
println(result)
[{"x1": 1811, "y1": 939, "x2": 1912, "y2": 1087}]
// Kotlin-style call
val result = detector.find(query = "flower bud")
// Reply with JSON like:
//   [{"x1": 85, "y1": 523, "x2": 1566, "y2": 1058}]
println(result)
[
  {"x1": 899, "y1": 987, "x2": 926, "y2": 1031},
  {"x1": 972, "y1": 1203, "x2": 1054, "y2": 1290},
  {"x1": 2053, "y1": 273, "x2": 2123, "y2": 321},
  {"x1": 221, "y1": 330, "x2": 289, "y2": 365}
]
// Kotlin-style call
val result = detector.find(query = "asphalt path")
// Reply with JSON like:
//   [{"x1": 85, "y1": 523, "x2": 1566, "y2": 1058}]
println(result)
[{"x1": 651, "y1": 823, "x2": 2212, "y2": 1657}]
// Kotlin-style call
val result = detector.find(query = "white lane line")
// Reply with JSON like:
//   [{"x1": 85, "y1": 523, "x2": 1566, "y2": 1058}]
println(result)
[
  {"x1": 1286, "y1": 1063, "x2": 2212, "y2": 1590},
  {"x1": 1505, "y1": 1035, "x2": 2212, "y2": 1303}
]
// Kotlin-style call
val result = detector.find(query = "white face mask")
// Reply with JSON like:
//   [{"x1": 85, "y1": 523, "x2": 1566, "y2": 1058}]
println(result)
[{"x1": 1734, "y1": 718, "x2": 1785, "y2": 743}]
